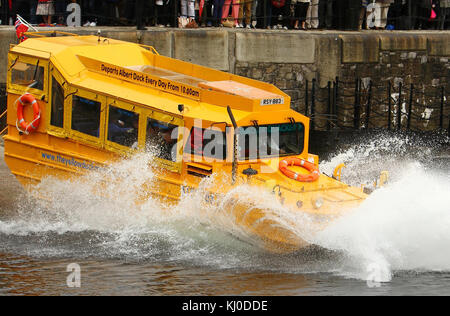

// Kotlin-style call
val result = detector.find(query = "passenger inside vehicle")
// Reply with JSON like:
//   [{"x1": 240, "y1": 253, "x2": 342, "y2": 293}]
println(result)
[
  {"x1": 107, "y1": 107, "x2": 139, "y2": 147},
  {"x1": 146, "y1": 118, "x2": 178, "y2": 161}
]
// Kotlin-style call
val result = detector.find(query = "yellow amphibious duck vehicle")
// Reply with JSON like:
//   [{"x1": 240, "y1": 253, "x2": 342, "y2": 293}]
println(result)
[{"x1": 2, "y1": 32, "x2": 371, "y2": 253}]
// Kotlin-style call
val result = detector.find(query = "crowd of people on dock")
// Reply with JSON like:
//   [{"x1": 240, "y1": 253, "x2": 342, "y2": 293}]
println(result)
[{"x1": 1, "y1": 0, "x2": 450, "y2": 30}]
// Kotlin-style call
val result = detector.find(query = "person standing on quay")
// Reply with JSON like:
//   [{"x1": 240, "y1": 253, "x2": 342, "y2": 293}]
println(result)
[
  {"x1": 375, "y1": 0, "x2": 394, "y2": 29},
  {"x1": 359, "y1": 0, "x2": 369, "y2": 30},
  {"x1": 293, "y1": 0, "x2": 310, "y2": 29},
  {"x1": 306, "y1": 0, "x2": 319, "y2": 29},
  {"x1": 36, "y1": 0, "x2": 55, "y2": 25},
  {"x1": 180, "y1": 0, "x2": 197, "y2": 27},
  {"x1": 221, "y1": 0, "x2": 240, "y2": 27},
  {"x1": 238, "y1": 0, "x2": 253, "y2": 28},
  {"x1": 213, "y1": 0, "x2": 225, "y2": 26},
  {"x1": 416, "y1": 0, "x2": 436, "y2": 29},
  {"x1": 318, "y1": 0, "x2": 333, "y2": 29},
  {"x1": 439, "y1": 0, "x2": 450, "y2": 29}
]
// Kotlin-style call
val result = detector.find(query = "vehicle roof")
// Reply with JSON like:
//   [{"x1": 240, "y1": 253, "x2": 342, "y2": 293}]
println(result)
[{"x1": 11, "y1": 34, "x2": 306, "y2": 125}]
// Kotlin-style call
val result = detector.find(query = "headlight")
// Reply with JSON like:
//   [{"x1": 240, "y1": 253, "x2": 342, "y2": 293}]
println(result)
[{"x1": 312, "y1": 197, "x2": 324, "y2": 209}]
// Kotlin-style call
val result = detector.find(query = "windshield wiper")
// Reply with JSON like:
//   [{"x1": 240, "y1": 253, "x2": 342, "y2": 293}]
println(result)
[
  {"x1": 32, "y1": 60, "x2": 40, "y2": 82},
  {"x1": 227, "y1": 106, "x2": 238, "y2": 185},
  {"x1": 27, "y1": 60, "x2": 41, "y2": 89}
]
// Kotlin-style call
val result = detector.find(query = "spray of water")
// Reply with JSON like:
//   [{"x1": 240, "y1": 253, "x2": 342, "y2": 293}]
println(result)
[
  {"x1": 315, "y1": 132, "x2": 450, "y2": 282},
  {"x1": 313, "y1": 164, "x2": 450, "y2": 282},
  {"x1": 0, "y1": 133, "x2": 449, "y2": 281}
]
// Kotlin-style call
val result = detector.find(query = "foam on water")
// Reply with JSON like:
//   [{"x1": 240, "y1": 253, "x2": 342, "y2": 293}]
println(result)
[
  {"x1": 0, "y1": 133, "x2": 449, "y2": 282},
  {"x1": 313, "y1": 164, "x2": 450, "y2": 282}
]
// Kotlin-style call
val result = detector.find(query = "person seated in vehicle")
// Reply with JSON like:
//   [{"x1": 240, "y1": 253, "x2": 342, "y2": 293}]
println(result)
[
  {"x1": 107, "y1": 112, "x2": 135, "y2": 144},
  {"x1": 146, "y1": 119, "x2": 177, "y2": 161},
  {"x1": 160, "y1": 126, "x2": 178, "y2": 161}
]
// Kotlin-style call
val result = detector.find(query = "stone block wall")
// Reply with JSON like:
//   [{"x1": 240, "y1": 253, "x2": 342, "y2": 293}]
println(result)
[{"x1": 0, "y1": 26, "x2": 448, "y2": 131}]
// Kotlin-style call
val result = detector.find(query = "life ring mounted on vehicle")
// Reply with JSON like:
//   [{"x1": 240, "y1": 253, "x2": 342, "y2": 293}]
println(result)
[
  {"x1": 279, "y1": 157, "x2": 320, "y2": 183},
  {"x1": 16, "y1": 93, "x2": 41, "y2": 135}
]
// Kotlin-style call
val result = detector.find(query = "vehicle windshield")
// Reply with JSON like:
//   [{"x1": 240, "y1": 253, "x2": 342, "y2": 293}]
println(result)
[
  {"x1": 238, "y1": 122, "x2": 304, "y2": 160},
  {"x1": 11, "y1": 60, "x2": 44, "y2": 90}
]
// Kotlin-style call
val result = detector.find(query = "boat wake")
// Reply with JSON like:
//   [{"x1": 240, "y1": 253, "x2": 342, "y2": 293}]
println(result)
[
  {"x1": 0, "y1": 133, "x2": 449, "y2": 282},
  {"x1": 312, "y1": 164, "x2": 450, "y2": 282}
]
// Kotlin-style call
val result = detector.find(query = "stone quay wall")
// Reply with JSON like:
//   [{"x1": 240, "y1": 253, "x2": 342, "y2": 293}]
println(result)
[{"x1": 1, "y1": 26, "x2": 449, "y2": 131}]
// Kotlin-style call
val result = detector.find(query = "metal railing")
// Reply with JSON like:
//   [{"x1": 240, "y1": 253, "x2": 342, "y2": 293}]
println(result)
[
  {"x1": 0, "y1": 86, "x2": 6, "y2": 135},
  {"x1": 2, "y1": 0, "x2": 449, "y2": 30},
  {"x1": 300, "y1": 77, "x2": 450, "y2": 137}
]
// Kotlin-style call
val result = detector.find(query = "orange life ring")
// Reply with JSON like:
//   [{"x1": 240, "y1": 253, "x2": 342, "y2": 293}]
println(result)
[
  {"x1": 279, "y1": 157, "x2": 320, "y2": 183},
  {"x1": 16, "y1": 93, "x2": 40, "y2": 134}
]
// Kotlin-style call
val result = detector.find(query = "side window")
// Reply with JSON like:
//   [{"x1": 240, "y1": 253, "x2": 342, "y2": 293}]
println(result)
[
  {"x1": 108, "y1": 106, "x2": 139, "y2": 148},
  {"x1": 50, "y1": 76, "x2": 64, "y2": 128},
  {"x1": 11, "y1": 60, "x2": 44, "y2": 91},
  {"x1": 72, "y1": 95, "x2": 101, "y2": 137},
  {"x1": 185, "y1": 127, "x2": 227, "y2": 160},
  {"x1": 146, "y1": 118, "x2": 178, "y2": 162}
]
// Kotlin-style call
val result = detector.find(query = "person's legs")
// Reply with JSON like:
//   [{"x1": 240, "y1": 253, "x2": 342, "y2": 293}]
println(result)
[
  {"x1": 159, "y1": 1, "x2": 169, "y2": 26},
  {"x1": 29, "y1": 1, "x2": 38, "y2": 24},
  {"x1": 298, "y1": 2, "x2": 308, "y2": 28},
  {"x1": 181, "y1": 0, "x2": 187, "y2": 18},
  {"x1": 222, "y1": 0, "x2": 231, "y2": 20},
  {"x1": 238, "y1": 0, "x2": 244, "y2": 25},
  {"x1": 135, "y1": 0, "x2": 145, "y2": 29},
  {"x1": 265, "y1": 0, "x2": 272, "y2": 28},
  {"x1": 244, "y1": 0, "x2": 252, "y2": 25},
  {"x1": 306, "y1": 0, "x2": 319, "y2": 29},
  {"x1": 293, "y1": 2, "x2": 299, "y2": 28},
  {"x1": 311, "y1": 0, "x2": 319, "y2": 28},
  {"x1": 54, "y1": 0, "x2": 65, "y2": 24},
  {"x1": 281, "y1": 0, "x2": 291, "y2": 28},
  {"x1": 445, "y1": 8, "x2": 450, "y2": 29},
  {"x1": 326, "y1": 0, "x2": 333, "y2": 28},
  {"x1": 306, "y1": 1, "x2": 312, "y2": 28},
  {"x1": 255, "y1": 0, "x2": 266, "y2": 28},
  {"x1": 359, "y1": 5, "x2": 367, "y2": 29},
  {"x1": 213, "y1": 0, "x2": 224, "y2": 25},
  {"x1": 379, "y1": 3, "x2": 389, "y2": 28},
  {"x1": 165, "y1": 0, "x2": 175, "y2": 26},
  {"x1": 232, "y1": 0, "x2": 240, "y2": 24},
  {"x1": 271, "y1": 5, "x2": 279, "y2": 27},
  {"x1": 418, "y1": 6, "x2": 430, "y2": 29},
  {"x1": 318, "y1": 0, "x2": 331, "y2": 28},
  {"x1": 251, "y1": 0, "x2": 258, "y2": 23},
  {"x1": 188, "y1": 0, "x2": 195, "y2": 20}
]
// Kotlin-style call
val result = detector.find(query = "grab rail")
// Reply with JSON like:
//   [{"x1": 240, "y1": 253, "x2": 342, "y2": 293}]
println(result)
[
  {"x1": 0, "y1": 111, "x2": 7, "y2": 135},
  {"x1": 23, "y1": 31, "x2": 79, "y2": 38},
  {"x1": 139, "y1": 44, "x2": 159, "y2": 55},
  {"x1": 0, "y1": 126, "x2": 7, "y2": 135}
]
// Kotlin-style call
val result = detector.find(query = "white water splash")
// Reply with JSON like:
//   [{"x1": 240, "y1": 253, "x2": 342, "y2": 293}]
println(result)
[
  {"x1": 313, "y1": 164, "x2": 450, "y2": 282},
  {"x1": 0, "y1": 135, "x2": 449, "y2": 282}
]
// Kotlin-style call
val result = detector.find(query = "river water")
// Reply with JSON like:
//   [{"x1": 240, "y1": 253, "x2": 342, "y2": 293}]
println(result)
[{"x1": 0, "y1": 132, "x2": 449, "y2": 296}]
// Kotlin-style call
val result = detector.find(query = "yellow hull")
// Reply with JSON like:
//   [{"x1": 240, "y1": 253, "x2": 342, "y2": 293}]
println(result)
[
  {"x1": 2, "y1": 34, "x2": 368, "y2": 254},
  {"x1": 3, "y1": 133, "x2": 365, "y2": 254}
]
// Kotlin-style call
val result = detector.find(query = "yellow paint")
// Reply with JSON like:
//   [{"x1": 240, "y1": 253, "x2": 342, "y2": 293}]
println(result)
[
  {"x1": 2, "y1": 33, "x2": 368, "y2": 253},
  {"x1": 333, "y1": 163, "x2": 346, "y2": 181}
]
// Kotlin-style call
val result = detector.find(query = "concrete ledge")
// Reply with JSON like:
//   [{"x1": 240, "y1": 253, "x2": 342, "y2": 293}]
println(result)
[
  {"x1": 428, "y1": 34, "x2": 450, "y2": 56},
  {"x1": 69, "y1": 28, "x2": 140, "y2": 43},
  {"x1": 379, "y1": 33, "x2": 427, "y2": 51},
  {"x1": 140, "y1": 30, "x2": 173, "y2": 57},
  {"x1": 1, "y1": 26, "x2": 450, "y2": 85},
  {"x1": 340, "y1": 34, "x2": 380, "y2": 63},
  {"x1": 173, "y1": 30, "x2": 229, "y2": 71},
  {"x1": 236, "y1": 32, "x2": 315, "y2": 64},
  {"x1": 315, "y1": 34, "x2": 341, "y2": 87}
]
